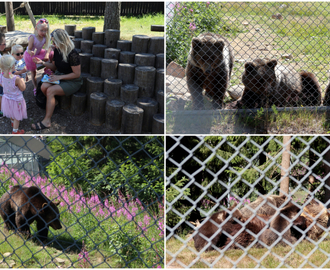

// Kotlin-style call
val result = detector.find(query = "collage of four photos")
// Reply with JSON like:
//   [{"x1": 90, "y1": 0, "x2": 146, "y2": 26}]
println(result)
[{"x1": 1, "y1": 1, "x2": 330, "y2": 269}]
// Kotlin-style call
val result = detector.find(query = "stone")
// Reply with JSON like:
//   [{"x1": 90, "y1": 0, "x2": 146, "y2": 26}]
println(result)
[{"x1": 166, "y1": 61, "x2": 185, "y2": 78}]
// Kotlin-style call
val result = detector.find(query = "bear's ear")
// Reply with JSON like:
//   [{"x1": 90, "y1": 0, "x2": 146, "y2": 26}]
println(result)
[
  {"x1": 54, "y1": 201, "x2": 61, "y2": 206},
  {"x1": 39, "y1": 202, "x2": 48, "y2": 214},
  {"x1": 245, "y1": 62, "x2": 255, "y2": 73},
  {"x1": 192, "y1": 38, "x2": 202, "y2": 51},
  {"x1": 267, "y1": 59, "x2": 278, "y2": 69},
  {"x1": 214, "y1": 40, "x2": 225, "y2": 52}
]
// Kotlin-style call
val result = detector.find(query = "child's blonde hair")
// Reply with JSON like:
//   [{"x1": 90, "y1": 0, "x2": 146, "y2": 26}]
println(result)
[
  {"x1": 0, "y1": 54, "x2": 16, "y2": 72},
  {"x1": 11, "y1": 44, "x2": 24, "y2": 55},
  {"x1": 34, "y1": 18, "x2": 50, "y2": 49},
  {"x1": 51, "y1": 29, "x2": 75, "y2": 63}
]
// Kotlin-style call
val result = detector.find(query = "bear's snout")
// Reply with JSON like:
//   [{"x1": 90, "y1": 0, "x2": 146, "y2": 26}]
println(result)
[{"x1": 50, "y1": 220, "x2": 62, "y2": 230}]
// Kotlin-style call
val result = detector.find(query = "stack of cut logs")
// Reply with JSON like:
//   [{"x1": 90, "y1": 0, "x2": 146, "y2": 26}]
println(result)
[{"x1": 60, "y1": 25, "x2": 164, "y2": 134}]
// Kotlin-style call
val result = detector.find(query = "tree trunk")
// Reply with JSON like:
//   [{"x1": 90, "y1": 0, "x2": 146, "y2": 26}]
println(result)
[
  {"x1": 5, "y1": 2, "x2": 15, "y2": 32},
  {"x1": 104, "y1": 2, "x2": 121, "y2": 31},
  {"x1": 324, "y1": 143, "x2": 330, "y2": 207},
  {"x1": 24, "y1": 2, "x2": 36, "y2": 28},
  {"x1": 280, "y1": 136, "x2": 291, "y2": 196}
]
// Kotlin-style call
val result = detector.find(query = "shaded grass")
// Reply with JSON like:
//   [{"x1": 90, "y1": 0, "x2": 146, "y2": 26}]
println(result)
[{"x1": 166, "y1": 236, "x2": 330, "y2": 268}]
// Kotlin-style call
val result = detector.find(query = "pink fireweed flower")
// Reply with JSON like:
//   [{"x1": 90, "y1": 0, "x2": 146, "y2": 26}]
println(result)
[
  {"x1": 144, "y1": 215, "x2": 151, "y2": 226},
  {"x1": 189, "y1": 9, "x2": 193, "y2": 13},
  {"x1": 189, "y1": 22, "x2": 196, "y2": 31}
]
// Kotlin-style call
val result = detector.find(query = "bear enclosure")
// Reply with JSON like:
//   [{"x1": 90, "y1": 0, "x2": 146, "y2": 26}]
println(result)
[
  {"x1": 166, "y1": 2, "x2": 330, "y2": 134},
  {"x1": 166, "y1": 135, "x2": 330, "y2": 268},
  {"x1": 0, "y1": 136, "x2": 164, "y2": 268}
]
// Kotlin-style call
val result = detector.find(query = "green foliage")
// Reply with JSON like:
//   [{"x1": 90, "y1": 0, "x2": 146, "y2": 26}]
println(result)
[
  {"x1": 166, "y1": 2, "x2": 241, "y2": 67},
  {"x1": 45, "y1": 136, "x2": 164, "y2": 204},
  {"x1": 108, "y1": 223, "x2": 143, "y2": 268},
  {"x1": 166, "y1": 136, "x2": 330, "y2": 228}
]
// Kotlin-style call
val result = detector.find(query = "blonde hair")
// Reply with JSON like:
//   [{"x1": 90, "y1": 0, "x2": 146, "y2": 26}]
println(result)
[
  {"x1": 0, "y1": 54, "x2": 16, "y2": 72},
  {"x1": 11, "y1": 44, "x2": 24, "y2": 55},
  {"x1": 51, "y1": 29, "x2": 75, "y2": 63},
  {"x1": 34, "y1": 18, "x2": 50, "y2": 49}
]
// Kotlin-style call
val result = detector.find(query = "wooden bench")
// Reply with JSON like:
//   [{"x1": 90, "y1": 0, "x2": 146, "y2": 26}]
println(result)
[{"x1": 151, "y1": 25, "x2": 164, "y2": 32}]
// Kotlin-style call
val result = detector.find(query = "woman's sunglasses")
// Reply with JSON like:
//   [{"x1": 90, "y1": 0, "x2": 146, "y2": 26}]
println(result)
[{"x1": 15, "y1": 52, "x2": 24, "y2": 56}]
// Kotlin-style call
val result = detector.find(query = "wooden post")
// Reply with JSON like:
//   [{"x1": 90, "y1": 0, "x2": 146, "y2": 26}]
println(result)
[
  {"x1": 280, "y1": 136, "x2": 291, "y2": 196},
  {"x1": 106, "y1": 99, "x2": 125, "y2": 131},
  {"x1": 90, "y1": 57, "x2": 103, "y2": 77},
  {"x1": 24, "y1": 2, "x2": 36, "y2": 28},
  {"x1": 89, "y1": 92, "x2": 107, "y2": 126},
  {"x1": 121, "y1": 104, "x2": 144, "y2": 134},
  {"x1": 104, "y1": 78, "x2": 122, "y2": 99},
  {"x1": 134, "y1": 66, "x2": 156, "y2": 98},
  {"x1": 152, "y1": 113, "x2": 164, "y2": 134},
  {"x1": 5, "y1": 2, "x2": 15, "y2": 32},
  {"x1": 82, "y1": 27, "x2": 96, "y2": 40},
  {"x1": 70, "y1": 92, "x2": 87, "y2": 116},
  {"x1": 131, "y1": 35, "x2": 150, "y2": 53},
  {"x1": 135, "y1": 53, "x2": 155, "y2": 67},
  {"x1": 156, "y1": 53, "x2": 164, "y2": 69},
  {"x1": 65, "y1": 25, "x2": 76, "y2": 36},
  {"x1": 137, "y1": 97, "x2": 158, "y2": 132}
]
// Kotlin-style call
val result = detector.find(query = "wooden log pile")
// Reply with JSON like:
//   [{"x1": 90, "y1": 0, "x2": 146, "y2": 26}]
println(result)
[{"x1": 65, "y1": 25, "x2": 164, "y2": 134}]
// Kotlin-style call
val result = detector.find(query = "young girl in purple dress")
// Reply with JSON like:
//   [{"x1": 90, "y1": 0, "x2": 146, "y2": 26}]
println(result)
[{"x1": 0, "y1": 55, "x2": 27, "y2": 134}]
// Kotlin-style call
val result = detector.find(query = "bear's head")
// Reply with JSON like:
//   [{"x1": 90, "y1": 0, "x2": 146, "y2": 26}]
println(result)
[
  {"x1": 40, "y1": 201, "x2": 62, "y2": 230},
  {"x1": 191, "y1": 34, "x2": 225, "y2": 76},
  {"x1": 242, "y1": 59, "x2": 277, "y2": 95}
]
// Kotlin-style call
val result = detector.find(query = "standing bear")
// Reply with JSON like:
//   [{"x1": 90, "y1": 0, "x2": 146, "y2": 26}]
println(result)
[
  {"x1": 186, "y1": 32, "x2": 234, "y2": 110},
  {"x1": 0, "y1": 185, "x2": 62, "y2": 242},
  {"x1": 239, "y1": 58, "x2": 321, "y2": 108}
]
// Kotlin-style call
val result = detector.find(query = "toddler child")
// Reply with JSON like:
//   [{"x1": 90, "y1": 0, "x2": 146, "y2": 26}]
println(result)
[
  {"x1": 24, "y1": 18, "x2": 51, "y2": 95},
  {"x1": 12, "y1": 44, "x2": 29, "y2": 107},
  {"x1": 0, "y1": 54, "x2": 27, "y2": 134}
]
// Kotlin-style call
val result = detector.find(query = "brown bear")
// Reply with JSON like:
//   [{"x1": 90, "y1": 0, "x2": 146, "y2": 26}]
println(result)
[
  {"x1": 186, "y1": 32, "x2": 234, "y2": 110},
  {"x1": 258, "y1": 202, "x2": 307, "y2": 247},
  {"x1": 193, "y1": 194, "x2": 287, "y2": 251},
  {"x1": 193, "y1": 203, "x2": 239, "y2": 252},
  {"x1": 323, "y1": 83, "x2": 330, "y2": 106},
  {"x1": 301, "y1": 199, "x2": 330, "y2": 240},
  {"x1": 0, "y1": 185, "x2": 62, "y2": 242},
  {"x1": 239, "y1": 59, "x2": 321, "y2": 108}
]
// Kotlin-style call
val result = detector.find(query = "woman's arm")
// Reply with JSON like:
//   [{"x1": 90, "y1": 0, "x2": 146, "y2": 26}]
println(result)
[
  {"x1": 33, "y1": 57, "x2": 57, "y2": 71},
  {"x1": 50, "y1": 65, "x2": 81, "y2": 81}
]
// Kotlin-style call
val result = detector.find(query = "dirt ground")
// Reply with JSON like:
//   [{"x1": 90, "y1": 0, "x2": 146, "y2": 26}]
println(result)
[{"x1": 0, "y1": 69, "x2": 119, "y2": 135}]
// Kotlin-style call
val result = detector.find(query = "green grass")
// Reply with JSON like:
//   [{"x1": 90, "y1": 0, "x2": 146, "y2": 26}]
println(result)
[
  {"x1": 0, "y1": 13, "x2": 164, "y2": 40},
  {"x1": 167, "y1": 235, "x2": 330, "y2": 268}
]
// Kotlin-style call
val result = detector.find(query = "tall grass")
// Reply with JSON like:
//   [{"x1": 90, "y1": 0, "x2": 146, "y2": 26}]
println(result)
[{"x1": 0, "y1": 164, "x2": 164, "y2": 268}]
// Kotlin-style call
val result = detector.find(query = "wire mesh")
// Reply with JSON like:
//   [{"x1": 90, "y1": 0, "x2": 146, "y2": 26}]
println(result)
[
  {"x1": 0, "y1": 136, "x2": 164, "y2": 268},
  {"x1": 166, "y1": 135, "x2": 330, "y2": 268},
  {"x1": 166, "y1": 2, "x2": 330, "y2": 134}
]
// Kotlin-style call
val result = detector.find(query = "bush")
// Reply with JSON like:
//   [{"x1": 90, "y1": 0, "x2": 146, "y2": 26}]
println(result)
[{"x1": 166, "y1": 2, "x2": 241, "y2": 67}]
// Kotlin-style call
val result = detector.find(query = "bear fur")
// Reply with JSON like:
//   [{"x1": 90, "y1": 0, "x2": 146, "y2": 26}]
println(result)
[
  {"x1": 193, "y1": 194, "x2": 287, "y2": 251},
  {"x1": 258, "y1": 202, "x2": 307, "y2": 247},
  {"x1": 193, "y1": 203, "x2": 240, "y2": 252},
  {"x1": 186, "y1": 32, "x2": 234, "y2": 110},
  {"x1": 301, "y1": 199, "x2": 330, "y2": 240},
  {"x1": 0, "y1": 185, "x2": 62, "y2": 242},
  {"x1": 323, "y1": 83, "x2": 330, "y2": 106},
  {"x1": 239, "y1": 194, "x2": 287, "y2": 218},
  {"x1": 239, "y1": 59, "x2": 321, "y2": 108}
]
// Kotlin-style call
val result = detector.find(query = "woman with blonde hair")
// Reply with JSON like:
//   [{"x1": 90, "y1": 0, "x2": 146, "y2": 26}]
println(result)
[{"x1": 32, "y1": 29, "x2": 82, "y2": 131}]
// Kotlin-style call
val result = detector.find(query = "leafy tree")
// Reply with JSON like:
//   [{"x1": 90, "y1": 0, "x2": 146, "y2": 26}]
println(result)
[{"x1": 46, "y1": 136, "x2": 164, "y2": 204}]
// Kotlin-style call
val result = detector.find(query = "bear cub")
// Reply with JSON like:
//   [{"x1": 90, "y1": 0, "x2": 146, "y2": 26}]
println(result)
[
  {"x1": 186, "y1": 32, "x2": 234, "y2": 110},
  {"x1": 0, "y1": 185, "x2": 62, "y2": 242},
  {"x1": 239, "y1": 58, "x2": 321, "y2": 108}
]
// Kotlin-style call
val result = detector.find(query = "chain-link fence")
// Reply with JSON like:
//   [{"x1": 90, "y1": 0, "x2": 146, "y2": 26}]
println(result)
[
  {"x1": 166, "y1": 135, "x2": 330, "y2": 268},
  {"x1": 166, "y1": 2, "x2": 330, "y2": 134},
  {"x1": 0, "y1": 136, "x2": 164, "y2": 268}
]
